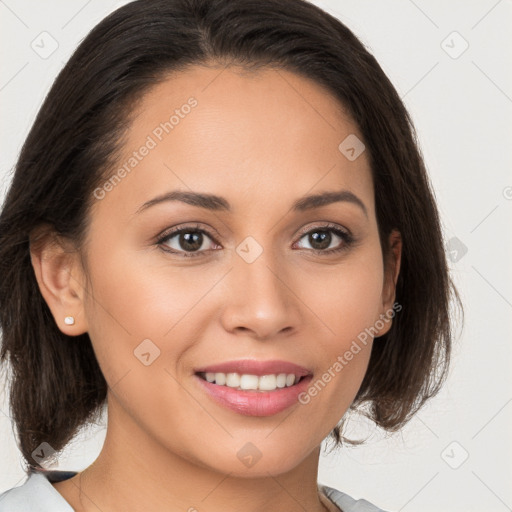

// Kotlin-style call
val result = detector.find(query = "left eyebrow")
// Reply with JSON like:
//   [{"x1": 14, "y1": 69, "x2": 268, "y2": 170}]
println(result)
[
  {"x1": 135, "y1": 188, "x2": 368, "y2": 218},
  {"x1": 292, "y1": 190, "x2": 368, "y2": 218}
]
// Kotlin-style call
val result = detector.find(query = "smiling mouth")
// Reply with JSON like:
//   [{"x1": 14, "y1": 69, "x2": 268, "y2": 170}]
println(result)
[{"x1": 196, "y1": 371, "x2": 309, "y2": 392}]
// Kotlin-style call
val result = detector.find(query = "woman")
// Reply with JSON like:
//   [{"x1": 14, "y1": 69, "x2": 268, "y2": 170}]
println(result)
[{"x1": 0, "y1": 0, "x2": 461, "y2": 510}]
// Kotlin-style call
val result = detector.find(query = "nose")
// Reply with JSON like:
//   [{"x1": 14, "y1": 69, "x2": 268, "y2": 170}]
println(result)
[{"x1": 219, "y1": 243, "x2": 302, "y2": 341}]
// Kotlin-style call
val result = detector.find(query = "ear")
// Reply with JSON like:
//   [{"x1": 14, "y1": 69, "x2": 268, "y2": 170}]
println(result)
[
  {"x1": 374, "y1": 229, "x2": 402, "y2": 337},
  {"x1": 29, "y1": 225, "x2": 88, "y2": 336}
]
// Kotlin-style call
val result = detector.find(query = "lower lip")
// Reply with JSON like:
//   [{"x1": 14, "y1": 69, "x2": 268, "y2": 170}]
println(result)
[{"x1": 194, "y1": 374, "x2": 313, "y2": 417}]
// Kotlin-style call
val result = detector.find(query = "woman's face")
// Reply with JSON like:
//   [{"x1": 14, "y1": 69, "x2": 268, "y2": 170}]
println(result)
[{"x1": 67, "y1": 65, "x2": 400, "y2": 476}]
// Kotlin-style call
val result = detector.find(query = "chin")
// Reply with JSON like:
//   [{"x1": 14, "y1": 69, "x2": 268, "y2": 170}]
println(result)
[{"x1": 210, "y1": 443, "x2": 313, "y2": 478}]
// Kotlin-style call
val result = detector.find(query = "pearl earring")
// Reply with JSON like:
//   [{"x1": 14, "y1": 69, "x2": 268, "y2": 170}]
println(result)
[{"x1": 64, "y1": 316, "x2": 75, "y2": 325}]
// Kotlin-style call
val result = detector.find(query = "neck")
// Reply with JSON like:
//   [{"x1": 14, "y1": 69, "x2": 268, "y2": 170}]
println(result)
[{"x1": 66, "y1": 395, "x2": 334, "y2": 512}]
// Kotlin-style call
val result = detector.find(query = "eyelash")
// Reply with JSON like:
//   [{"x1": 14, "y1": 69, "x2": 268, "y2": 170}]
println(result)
[{"x1": 156, "y1": 222, "x2": 355, "y2": 259}]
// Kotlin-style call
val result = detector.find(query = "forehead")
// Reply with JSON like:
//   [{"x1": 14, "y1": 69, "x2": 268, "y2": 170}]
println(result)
[{"x1": 94, "y1": 64, "x2": 374, "y2": 220}]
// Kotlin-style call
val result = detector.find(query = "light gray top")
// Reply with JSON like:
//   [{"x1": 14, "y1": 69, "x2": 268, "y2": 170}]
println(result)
[{"x1": 0, "y1": 470, "x2": 389, "y2": 511}]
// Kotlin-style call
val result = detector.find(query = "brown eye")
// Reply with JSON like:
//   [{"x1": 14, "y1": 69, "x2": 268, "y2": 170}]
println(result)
[
  {"x1": 294, "y1": 224, "x2": 353, "y2": 255},
  {"x1": 157, "y1": 225, "x2": 219, "y2": 257}
]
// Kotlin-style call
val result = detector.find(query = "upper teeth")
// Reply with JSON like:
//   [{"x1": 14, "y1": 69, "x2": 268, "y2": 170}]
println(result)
[{"x1": 203, "y1": 372, "x2": 300, "y2": 391}]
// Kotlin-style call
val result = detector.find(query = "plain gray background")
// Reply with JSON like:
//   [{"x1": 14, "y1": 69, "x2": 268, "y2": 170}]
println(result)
[{"x1": 1, "y1": 1, "x2": 511, "y2": 511}]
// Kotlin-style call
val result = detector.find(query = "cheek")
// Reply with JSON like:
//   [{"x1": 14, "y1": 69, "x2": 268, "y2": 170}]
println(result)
[
  {"x1": 80, "y1": 241, "x2": 172, "y2": 381},
  {"x1": 296, "y1": 242, "x2": 384, "y2": 418},
  {"x1": 81, "y1": 234, "x2": 230, "y2": 388},
  {"x1": 81, "y1": 243, "x2": 196, "y2": 424},
  {"x1": 84, "y1": 242, "x2": 202, "y2": 336},
  {"x1": 299, "y1": 241, "x2": 385, "y2": 348}
]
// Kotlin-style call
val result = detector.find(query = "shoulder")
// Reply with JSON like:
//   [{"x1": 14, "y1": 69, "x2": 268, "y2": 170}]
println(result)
[
  {"x1": 0, "y1": 470, "x2": 77, "y2": 512},
  {"x1": 320, "y1": 483, "x2": 392, "y2": 512}
]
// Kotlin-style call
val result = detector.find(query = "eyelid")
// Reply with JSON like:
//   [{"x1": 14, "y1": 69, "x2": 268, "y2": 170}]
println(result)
[
  {"x1": 156, "y1": 223, "x2": 221, "y2": 244},
  {"x1": 295, "y1": 221, "x2": 351, "y2": 239}
]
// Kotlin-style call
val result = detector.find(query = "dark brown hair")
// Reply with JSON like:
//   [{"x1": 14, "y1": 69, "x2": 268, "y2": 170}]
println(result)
[{"x1": 0, "y1": 0, "x2": 462, "y2": 471}]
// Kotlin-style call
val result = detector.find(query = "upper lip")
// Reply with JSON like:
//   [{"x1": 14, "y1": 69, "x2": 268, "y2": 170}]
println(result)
[{"x1": 195, "y1": 359, "x2": 312, "y2": 377}]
